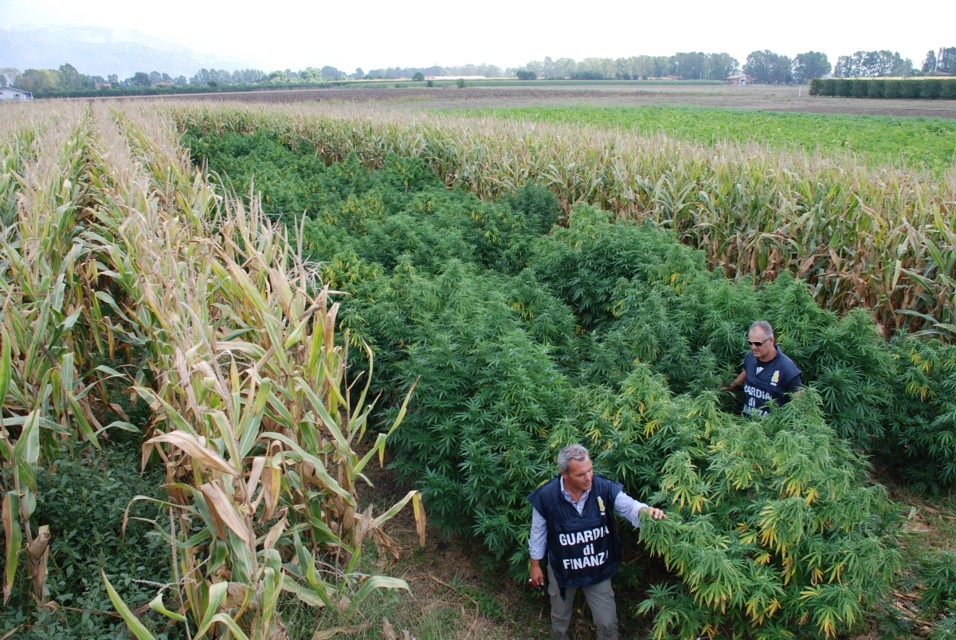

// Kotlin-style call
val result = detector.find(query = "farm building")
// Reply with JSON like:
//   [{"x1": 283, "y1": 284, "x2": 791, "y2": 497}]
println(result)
[
  {"x1": 726, "y1": 74, "x2": 750, "y2": 86},
  {"x1": 0, "y1": 87, "x2": 34, "y2": 101}
]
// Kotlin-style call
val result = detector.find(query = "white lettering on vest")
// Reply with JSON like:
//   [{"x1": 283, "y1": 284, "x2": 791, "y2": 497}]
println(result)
[{"x1": 558, "y1": 526, "x2": 610, "y2": 547}]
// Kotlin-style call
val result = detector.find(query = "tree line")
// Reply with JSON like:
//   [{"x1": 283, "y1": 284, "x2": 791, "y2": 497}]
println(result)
[
  {"x1": 520, "y1": 47, "x2": 955, "y2": 83},
  {"x1": 1, "y1": 47, "x2": 953, "y2": 96}
]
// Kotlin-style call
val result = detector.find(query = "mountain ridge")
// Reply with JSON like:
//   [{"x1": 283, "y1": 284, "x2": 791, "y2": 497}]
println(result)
[{"x1": 0, "y1": 25, "x2": 262, "y2": 79}]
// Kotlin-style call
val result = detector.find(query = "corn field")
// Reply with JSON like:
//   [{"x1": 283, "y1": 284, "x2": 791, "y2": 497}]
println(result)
[
  {"x1": 169, "y1": 101, "x2": 956, "y2": 340},
  {"x1": 0, "y1": 100, "x2": 423, "y2": 638},
  {"x1": 1, "y1": 97, "x2": 953, "y2": 639}
]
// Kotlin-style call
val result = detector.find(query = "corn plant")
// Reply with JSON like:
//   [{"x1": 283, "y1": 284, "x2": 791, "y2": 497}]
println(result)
[
  {"x1": 167, "y1": 102, "x2": 956, "y2": 340},
  {"x1": 99, "y1": 107, "x2": 424, "y2": 637},
  {"x1": 169, "y1": 114, "x2": 941, "y2": 638},
  {"x1": 1, "y1": 103, "x2": 134, "y2": 608},
  {"x1": 1, "y1": 100, "x2": 425, "y2": 638}
]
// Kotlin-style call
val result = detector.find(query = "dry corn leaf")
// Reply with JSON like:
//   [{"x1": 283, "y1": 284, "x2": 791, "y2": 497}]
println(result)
[{"x1": 148, "y1": 431, "x2": 238, "y2": 476}]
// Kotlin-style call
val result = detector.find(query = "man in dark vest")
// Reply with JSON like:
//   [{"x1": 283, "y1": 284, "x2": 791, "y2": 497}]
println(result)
[
  {"x1": 723, "y1": 320, "x2": 802, "y2": 416},
  {"x1": 528, "y1": 444, "x2": 666, "y2": 640}
]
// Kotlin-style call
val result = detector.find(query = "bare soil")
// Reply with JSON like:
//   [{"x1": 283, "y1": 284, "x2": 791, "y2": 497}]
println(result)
[{"x1": 160, "y1": 83, "x2": 956, "y2": 118}]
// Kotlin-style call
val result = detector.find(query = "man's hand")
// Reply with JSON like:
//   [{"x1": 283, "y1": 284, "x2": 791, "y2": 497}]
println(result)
[
  {"x1": 640, "y1": 506, "x2": 667, "y2": 520},
  {"x1": 529, "y1": 559, "x2": 545, "y2": 589}
]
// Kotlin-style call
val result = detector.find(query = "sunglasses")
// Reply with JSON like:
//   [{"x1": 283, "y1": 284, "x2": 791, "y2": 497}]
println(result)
[{"x1": 748, "y1": 339, "x2": 770, "y2": 347}]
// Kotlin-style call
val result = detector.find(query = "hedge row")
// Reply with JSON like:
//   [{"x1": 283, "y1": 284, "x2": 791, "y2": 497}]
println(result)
[{"x1": 810, "y1": 77, "x2": 956, "y2": 99}]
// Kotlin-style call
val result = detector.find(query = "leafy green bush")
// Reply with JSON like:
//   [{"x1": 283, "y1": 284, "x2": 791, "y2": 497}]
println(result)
[
  {"x1": 637, "y1": 391, "x2": 900, "y2": 639},
  {"x1": 183, "y1": 129, "x2": 336, "y2": 220},
  {"x1": 0, "y1": 442, "x2": 175, "y2": 639},
  {"x1": 884, "y1": 80, "x2": 902, "y2": 99},
  {"x1": 809, "y1": 78, "x2": 956, "y2": 100},
  {"x1": 528, "y1": 205, "x2": 709, "y2": 330},
  {"x1": 921, "y1": 79, "x2": 943, "y2": 99},
  {"x1": 182, "y1": 131, "x2": 956, "y2": 638},
  {"x1": 882, "y1": 335, "x2": 956, "y2": 491},
  {"x1": 340, "y1": 259, "x2": 572, "y2": 551}
]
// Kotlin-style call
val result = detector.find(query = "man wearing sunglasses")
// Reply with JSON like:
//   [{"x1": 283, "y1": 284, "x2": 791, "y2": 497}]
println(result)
[{"x1": 722, "y1": 320, "x2": 802, "y2": 416}]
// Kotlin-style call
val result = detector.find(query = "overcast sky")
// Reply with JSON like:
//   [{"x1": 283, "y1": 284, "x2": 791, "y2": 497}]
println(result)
[{"x1": 3, "y1": 0, "x2": 953, "y2": 72}]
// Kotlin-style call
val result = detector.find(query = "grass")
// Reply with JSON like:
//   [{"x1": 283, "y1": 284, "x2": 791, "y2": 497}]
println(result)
[
  {"x1": 279, "y1": 528, "x2": 550, "y2": 640},
  {"x1": 896, "y1": 488, "x2": 956, "y2": 558},
  {"x1": 884, "y1": 487, "x2": 956, "y2": 638},
  {"x1": 462, "y1": 105, "x2": 956, "y2": 173}
]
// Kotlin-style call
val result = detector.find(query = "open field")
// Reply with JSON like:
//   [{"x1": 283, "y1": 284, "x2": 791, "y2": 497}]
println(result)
[
  {"x1": 138, "y1": 81, "x2": 956, "y2": 118},
  {"x1": 3, "y1": 92, "x2": 953, "y2": 640}
]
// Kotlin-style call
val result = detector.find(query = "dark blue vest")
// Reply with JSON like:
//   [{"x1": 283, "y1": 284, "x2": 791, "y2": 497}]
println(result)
[
  {"x1": 743, "y1": 348, "x2": 801, "y2": 416},
  {"x1": 528, "y1": 475, "x2": 622, "y2": 588}
]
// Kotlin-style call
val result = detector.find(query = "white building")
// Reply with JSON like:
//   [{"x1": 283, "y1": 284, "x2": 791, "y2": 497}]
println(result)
[{"x1": 0, "y1": 87, "x2": 34, "y2": 101}]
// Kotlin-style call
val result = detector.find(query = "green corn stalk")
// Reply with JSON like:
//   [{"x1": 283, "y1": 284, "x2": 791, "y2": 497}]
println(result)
[
  {"x1": 167, "y1": 102, "x2": 956, "y2": 339},
  {"x1": 69, "y1": 104, "x2": 425, "y2": 636}
]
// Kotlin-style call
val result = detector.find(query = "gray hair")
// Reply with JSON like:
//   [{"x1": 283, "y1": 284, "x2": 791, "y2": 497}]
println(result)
[
  {"x1": 750, "y1": 320, "x2": 774, "y2": 339},
  {"x1": 557, "y1": 444, "x2": 590, "y2": 472}
]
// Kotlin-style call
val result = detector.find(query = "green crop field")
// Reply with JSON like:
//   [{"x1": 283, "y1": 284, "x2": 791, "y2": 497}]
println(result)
[
  {"x1": 2, "y1": 93, "x2": 954, "y2": 640},
  {"x1": 464, "y1": 105, "x2": 956, "y2": 174}
]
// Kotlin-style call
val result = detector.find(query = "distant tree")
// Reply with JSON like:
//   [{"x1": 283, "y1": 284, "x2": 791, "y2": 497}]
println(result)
[
  {"x1": 541, "y1": 57, "x2": 576, "y2": 79},
  {"x1": 922, "y1": 50, "x2": 938, "y2": 74},
  {"x1": 321, "y1": 65, "x2": 345, "y2": 80},
  {"x1": 0, "y1": 68, "x2": 19, "y2": 87},
  {"x1": 743, "y1": 51, "x2": 771, "y2": 82},
  {"x1": 230, "y1": 69, "x2": 266, "y2": 83},
  {"x1": 58, "y1": 63, "x2": 88, "y2": 90},
  {"x1": 128, "y1": 72, "x2": 151, "y2": 87},
  {"x1": 191, "y1": 68, "x2": 211, "y2": 84},
  {"x1": 890, "y1": 55, "x2": 914, "y2": 77},
  {"x1": 515, "y1": 69, "x2": 537, "y2": 80},
  {"x1": 833, "y1": 54, "x2": 857, "y2": 77},
  {"x1": 671, "y1": 51, "x2": 707, "y2": 79},
  {"x1": 612, "y1": 57, "x2": 633, "y2": 80},
  {"x1": 792, "y1": 51, "x2": 831, "y2": 83},
  {"x1": 743, "y1": 50, "x2": 792, "y2": 83},
  {"x1": 939, "y1": 47, "x2": 956, "y2": 73},
  {"x1": 16, "y1": 68, "x2": 61, "y2": 93},
  {"x1": 705, "y1": 53, "x2": 739, "y2": 80},
  {"x1": 574, "y1": 57, "x2": 613, "y2": 79},
  {"x1": 455, "y1": 78, "x2": 466, "y2": 88},
  {"x1": 107, "y1": 74, "x2": 119, "y2": 85},
  {"x1": 651, "y1": 56, "x2": 673, "y2": 78},
  {"x1": 523, "y1": 60, "x2": 545, "y2": 78},
  {"x1": 540, "y1": 56, "x2": 556, "y2": 78},
  {"x1": 412, "y1": 71, "x2": 425, "y2": 81},
  {"x1": 835, "y1": 50, "x2": 912, "y2": 77},
  {"x1": 299, "y1": 67, "x2": 323, "y2": 82}
]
